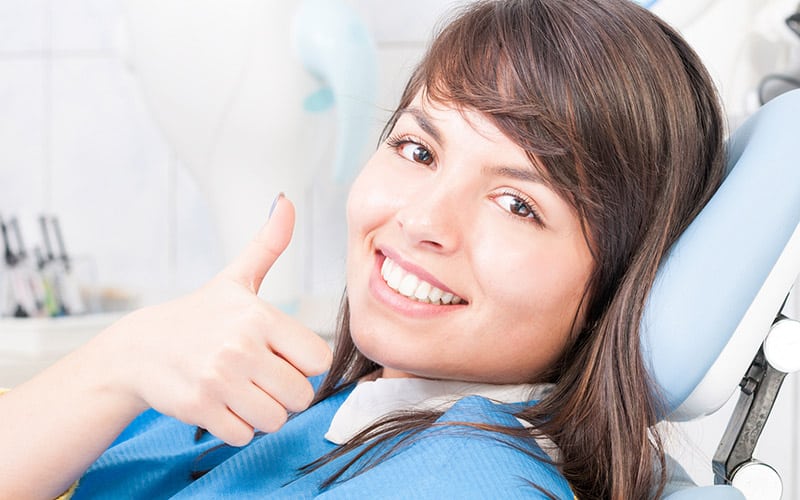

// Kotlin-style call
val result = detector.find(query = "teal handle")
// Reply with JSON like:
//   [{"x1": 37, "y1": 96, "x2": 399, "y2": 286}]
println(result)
[{"x1": 293, "y1": 0, "x2": 378, "y2": 184}]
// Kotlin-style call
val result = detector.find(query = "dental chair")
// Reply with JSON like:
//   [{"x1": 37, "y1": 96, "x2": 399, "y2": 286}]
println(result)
[{"x1": 646, "y1": 89, "x2": 800, "y2": 499}]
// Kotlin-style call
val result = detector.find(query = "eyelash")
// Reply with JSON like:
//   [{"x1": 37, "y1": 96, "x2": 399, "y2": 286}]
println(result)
[
  {"x1": 385, "y1": 134, "x2": 436, "y2": 167},
  {"x1": 495, "y1": 190, "x2": 544, "y2": 226}
]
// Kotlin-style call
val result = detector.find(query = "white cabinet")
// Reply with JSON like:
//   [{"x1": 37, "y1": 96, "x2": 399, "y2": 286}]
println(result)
[{"x1": 0, "y1": 313, "x2": 122, "y2": 388}]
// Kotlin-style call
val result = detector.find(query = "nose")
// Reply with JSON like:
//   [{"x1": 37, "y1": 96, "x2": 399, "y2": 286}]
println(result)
[{"x1": 394, "y1": 185, "x2": 462, "y2": 253}]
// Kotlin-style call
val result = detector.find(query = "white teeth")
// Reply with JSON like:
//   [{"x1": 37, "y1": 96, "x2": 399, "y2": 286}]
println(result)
[
  {"x1": 398, "y1": 274, "x2": 419, "y2": 296},
  {"x1": 381, "y1": 257, "x2": 391, "y2": 277},
  {"x1": 387, "y1": 266, "x2": 404, "y2": 289},
  {"x1": 380, "y1": 256, "x2": 464, "y2": 305},
  {"x1": 382, "y1": 259, "x2": 395, "y2": 280},
  {"x1": 413, "y1": 281, "x2": 432, "y2": 301}
]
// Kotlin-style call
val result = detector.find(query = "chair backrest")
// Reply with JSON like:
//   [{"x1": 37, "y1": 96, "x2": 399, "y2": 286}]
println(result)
[{"x1": 641, "y1": 89, "x2": 800, "y2": 421}]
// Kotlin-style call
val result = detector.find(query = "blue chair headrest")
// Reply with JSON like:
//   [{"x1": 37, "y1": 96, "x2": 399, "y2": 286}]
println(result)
[{"x1": 641, "y1": 89, "x2": 800, "y2": 419}]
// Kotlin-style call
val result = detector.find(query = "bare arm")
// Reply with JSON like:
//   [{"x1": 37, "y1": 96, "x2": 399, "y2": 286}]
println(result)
[
  {"x1": 0, "y1": 196, "x2": 331, "y2": 499},
  {"x1": 0, "y1": 329, "x2": 147, "y2": 499}
]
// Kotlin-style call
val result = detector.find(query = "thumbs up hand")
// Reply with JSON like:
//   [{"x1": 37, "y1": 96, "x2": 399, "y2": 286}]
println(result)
[{"x1": 95, "y1": 195, "x2": 332, "y2": 446}]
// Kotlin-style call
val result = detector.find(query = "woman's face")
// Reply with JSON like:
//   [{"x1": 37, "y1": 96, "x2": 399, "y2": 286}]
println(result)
[{"x1": 345, "y1": 93, "x2": 594, "y2": 384}]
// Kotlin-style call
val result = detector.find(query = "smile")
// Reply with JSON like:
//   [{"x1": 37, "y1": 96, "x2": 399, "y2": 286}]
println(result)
[{"x1": 381, "y1": 257, "x2": 465, "y2": 305}]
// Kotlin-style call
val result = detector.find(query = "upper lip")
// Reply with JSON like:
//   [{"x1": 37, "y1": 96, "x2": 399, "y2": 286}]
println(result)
[{"x1": 377, "y1": 246, "x2": 466, "y2": 300}]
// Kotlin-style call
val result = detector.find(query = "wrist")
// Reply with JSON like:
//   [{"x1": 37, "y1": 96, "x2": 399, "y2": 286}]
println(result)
[{"x1": 77, "y1": 312, "x2": 152, "y2": 417}]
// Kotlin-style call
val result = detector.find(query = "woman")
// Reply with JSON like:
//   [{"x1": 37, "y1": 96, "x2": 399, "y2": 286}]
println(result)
[{"x1": 0, "y1": 0, "x2": 725, "y2": 498}]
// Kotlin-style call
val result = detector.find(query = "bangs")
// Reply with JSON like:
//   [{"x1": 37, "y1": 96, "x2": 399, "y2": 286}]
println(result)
[
  {"x1": 382, "y1": 1, "x2": 584, "y2": 199},
  {"x1": 422, "y1": 1, "x2": 573, "y2": 160}
]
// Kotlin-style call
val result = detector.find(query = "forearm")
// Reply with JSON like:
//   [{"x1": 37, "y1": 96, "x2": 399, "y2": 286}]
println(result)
[
  {"x1": 0, "y1": 197, "x2": 329, "y2": 498},
  {"x1": 0, "y1": 331, "x2": 147, "y2": 499}
]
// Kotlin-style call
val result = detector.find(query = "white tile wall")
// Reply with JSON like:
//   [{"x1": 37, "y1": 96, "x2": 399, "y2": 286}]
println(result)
[
  {"x1": 351, "y1": 0, "x2": 464, "y2": 44},
  {"x1": 50, "y1": 56, "x2": 172, "y2": 295},
  {"x1": 0, "y1": 60, "x2": 47, "y2": 216},
  {"x1": 173, "y1": 156, "x2": 223, "y2": 294},
  {"x1": 0, "y1": 0, "x2": 219, "y2": 306},
  {"x1": 0, "y1": 0, "x2": 46, "y2": 53},
  {"x1": 0, "y1": 0, "x2": 798, "y2": 496},
  {"x1": 50, "y1": 0, "x2": 121, "y2": 52}
]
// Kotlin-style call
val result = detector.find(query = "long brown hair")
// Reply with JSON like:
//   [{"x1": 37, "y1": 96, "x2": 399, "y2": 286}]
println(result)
[{"x1": 311, "y1": 0, "x2": 726, "y2": 497}]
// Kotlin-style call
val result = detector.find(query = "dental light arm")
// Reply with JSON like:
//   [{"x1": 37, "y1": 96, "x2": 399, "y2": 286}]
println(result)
[{"x1": 293, "y1": 0, "x2": 378, "y2": 184}]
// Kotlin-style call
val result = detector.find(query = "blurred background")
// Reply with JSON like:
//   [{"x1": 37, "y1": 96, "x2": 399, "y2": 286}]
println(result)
[{"x1": 1, "y1": 0, "x2": 799, "y2": 495}]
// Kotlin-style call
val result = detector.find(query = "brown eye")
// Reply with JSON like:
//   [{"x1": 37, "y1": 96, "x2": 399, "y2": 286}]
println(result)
[
  {"x1": 399, "y1": 143, "x2": 434, "y2": 166},
  {"x1": 494, "y1": 193, "x2": 541, "y2": 223}
]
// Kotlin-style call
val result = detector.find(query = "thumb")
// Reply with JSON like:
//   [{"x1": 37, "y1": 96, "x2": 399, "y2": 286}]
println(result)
[{"x1": 222, "y1": 194, "x2": 295, "y2": 293}]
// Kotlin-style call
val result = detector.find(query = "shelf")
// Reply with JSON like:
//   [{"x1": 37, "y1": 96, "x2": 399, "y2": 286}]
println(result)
[
  {"x1": 0, "y1": 313, "x2": 125, "y2": 387},
  {"x1": 0, "y1": 312, "x2": 124, "y2": 356}
]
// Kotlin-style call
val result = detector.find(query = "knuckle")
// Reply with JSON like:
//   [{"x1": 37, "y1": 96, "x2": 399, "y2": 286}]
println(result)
[
  {"x1": 198, "y1": 363, "x2": 224, "y2": 390},
  {"x1": 190, "y1": 376, "x2": 226, "y2": 411},
  {"x1": 259, "y1": 406, "x2": 288, "y2": 434},
  {"x1": 216, "y1": 342, "x2": 247, "y2": 369},
  {"x1": 284, "y1": 381, "x2": 315, "y2": 413},
  {"x1": 241, "y1": 302, "x2": 269, "y2": 326},
  {"x1": 226, "y1": 426, "x2": 255, "y2": 447},
  {"x1": 213, "y1": 336, "x2": 259, "y2": 375},
  {"x1": 298, "y1": 381, "x2": 316, "y2": 409},
  {"x1": 177, "y1": 389, "x2": 211, "y2": 422},
  {"x1": 310, "y1": 345, "x2": 333, "y2": 375}
]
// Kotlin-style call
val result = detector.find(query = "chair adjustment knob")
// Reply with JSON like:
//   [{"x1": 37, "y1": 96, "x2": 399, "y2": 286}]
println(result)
[
  {"x1": 763, "y1": 318, "x2": 800, "y2": 373},
  {"x1": 730, "y1": 460, "x2": 782, "y2": 500}
]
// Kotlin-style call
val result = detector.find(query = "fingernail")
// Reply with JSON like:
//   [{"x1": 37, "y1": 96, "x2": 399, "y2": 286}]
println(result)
[{"x1": 268, "y1": 192, "x2": 284, "y2": 220}]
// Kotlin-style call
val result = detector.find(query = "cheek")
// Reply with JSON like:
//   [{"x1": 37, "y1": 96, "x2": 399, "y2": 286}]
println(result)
[
  {"x1": 345, "y1": 170, "x2": 371, "y2": 235},
  {"x1": 346, "y1": 161, "x2": 399, "y2": 237},
  {"x1": 345, "y1": 175, "x2": 371, "y2": 287},
  {"x1": 345, "y1": 161, "x2": 401, "y2": 289},
  {"x1": 472, "y1": 233, "x2": 590, "y2": 330}
]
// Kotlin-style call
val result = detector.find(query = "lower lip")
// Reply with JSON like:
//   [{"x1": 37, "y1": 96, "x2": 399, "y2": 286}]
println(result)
[{"x1": 368, "y1": 253, "x2": 467, "y2": 318}]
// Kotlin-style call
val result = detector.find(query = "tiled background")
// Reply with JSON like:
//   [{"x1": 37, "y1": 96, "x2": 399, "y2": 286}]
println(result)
[
  {"x1": 1, "y1": 0, "x2": 799, "y2": 495},
  {"x1": 0, "y1": 0, "x2": 201, "y2": 301}
]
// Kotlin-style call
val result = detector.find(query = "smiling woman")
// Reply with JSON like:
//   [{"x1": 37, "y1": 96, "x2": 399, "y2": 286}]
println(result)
[
  {"x1": 312, "y1": 0, "x2": 727, "y2": 496},
  {"x1": 0, "y1": 0, "x2": 727, "y2": 499},
  {"x1": 346, "y1": 97, "x2": 594, "y2": 384}
]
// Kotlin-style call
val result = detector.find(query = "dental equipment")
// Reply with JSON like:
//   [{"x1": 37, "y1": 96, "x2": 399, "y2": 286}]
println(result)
[
  {"x1": 644, "y1": 89, "x2": 800, "y2": 499},
  {"x1": 35, "y1": 215, "x2": 85, "y2": 316},
  {"x1": 50, "y1": 216, "x2": 85, "y2": 315},
  {"x1": 1, "y1": 216, "x2": 37, "y2": 318}
]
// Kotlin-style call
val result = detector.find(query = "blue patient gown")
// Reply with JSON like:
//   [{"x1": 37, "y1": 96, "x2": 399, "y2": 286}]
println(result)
[{"x1": 72, "y1": 382, "x2": 573, "y2": 499}]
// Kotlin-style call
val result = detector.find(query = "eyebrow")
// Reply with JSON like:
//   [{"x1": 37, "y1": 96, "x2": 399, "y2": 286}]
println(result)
[
  {"x1": 398, "y1": 106, "x2": 444, "y2": 145},
  {"x1": 397, "y1": 106, "x2": 546, "y2": 185},
  {"x1": 484, "y1": 165, "x2": 546, "y2": 184}
]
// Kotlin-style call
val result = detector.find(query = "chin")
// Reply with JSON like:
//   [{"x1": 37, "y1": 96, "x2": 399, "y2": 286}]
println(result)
[{"x1": 349, "y1": 326, "x2": 418, "y2": 374}]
